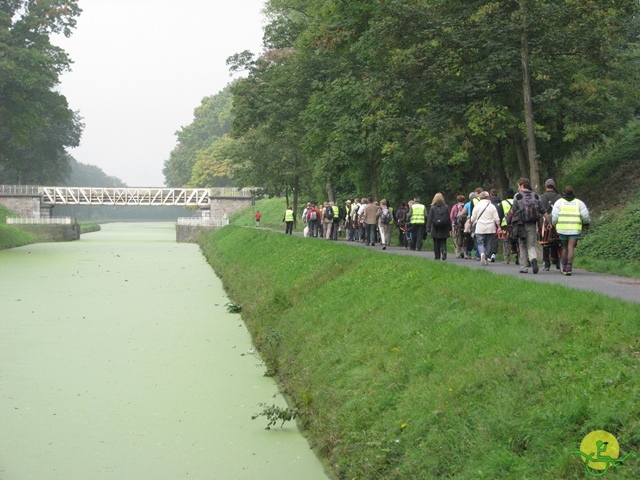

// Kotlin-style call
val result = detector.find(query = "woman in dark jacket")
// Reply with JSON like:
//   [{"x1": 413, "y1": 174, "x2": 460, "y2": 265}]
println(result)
[{"x1": 426, "y1": 192, "x2": 452, "y2": 260}]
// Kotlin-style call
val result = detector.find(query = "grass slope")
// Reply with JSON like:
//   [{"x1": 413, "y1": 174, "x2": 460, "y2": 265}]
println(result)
[
  {"x1": 0, "y1": 205, "x2": 34, "y2": 249},
  {"x1": 200, "y1": 226, "x2": 640, "y2": 479}
]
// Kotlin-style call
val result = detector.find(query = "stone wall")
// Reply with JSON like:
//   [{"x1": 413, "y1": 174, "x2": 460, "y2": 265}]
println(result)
[
  {"x1": 207, "y1": 197, "x2": 253, "y2": 218},
  {"x1": 0, "y1": 196, "x2": 42, "y2": 217},
  {"x1": 16, "y1": 224, "x2": 80, "y2": 242}
]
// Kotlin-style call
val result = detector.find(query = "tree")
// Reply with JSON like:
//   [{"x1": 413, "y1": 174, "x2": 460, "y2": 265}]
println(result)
[
  {"x1": 163, "y1": 85, "x2": 234, "y2": 187},
  {"x1": 0, "y1": 0, "x2": 83, "y2": 184}
]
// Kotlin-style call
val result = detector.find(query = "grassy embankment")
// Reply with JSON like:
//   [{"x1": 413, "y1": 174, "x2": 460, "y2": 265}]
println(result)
[
  {"x1": 0, "y1": 204, "x2": 100, "y2": 250},
  {"x1": 199, "y1": 225, "x2": 640, "y2": 479},
  {"x1": 0, "y1": 205, "x2": 34, "y2": 249}
]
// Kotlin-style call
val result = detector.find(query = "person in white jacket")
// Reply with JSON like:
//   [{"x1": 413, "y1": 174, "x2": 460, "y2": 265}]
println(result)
[
  {"x1": 552, "y1": 186, "x2": 591, "y2": 276},
  {"x1": 470, "y1": 191, "x2": 501, "y2": 266}
]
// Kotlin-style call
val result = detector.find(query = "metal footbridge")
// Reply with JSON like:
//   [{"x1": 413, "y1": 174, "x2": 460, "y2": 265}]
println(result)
[{"x1": 37, "y1": 186, "x2": 253, "y2": 206}]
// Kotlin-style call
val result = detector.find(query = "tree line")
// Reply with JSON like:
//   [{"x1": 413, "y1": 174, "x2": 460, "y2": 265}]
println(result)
[{"x1": 168, "y1": 0, "x2": 637, "y2": 217}]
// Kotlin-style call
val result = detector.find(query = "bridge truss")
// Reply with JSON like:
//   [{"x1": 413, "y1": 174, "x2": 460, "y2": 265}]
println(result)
[{"x1": 38, "y1": 187, "x2": 253, "y2": 207}]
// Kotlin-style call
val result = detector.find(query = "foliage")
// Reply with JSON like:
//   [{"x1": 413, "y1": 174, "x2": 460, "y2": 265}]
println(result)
[
  {"x1": 578, "y1": 200, "x2": 640, "y2": 269},
  {"x1": 163, "y1": 85, "x2": 235, "y2": 187},
  {"x1": 160, "y1": 0, "x2": 640, "y2": 211},
  {"x1": 200, "y1": 226, "x2": 640, "y2": 479},
  {"x1": 224, "y1": 302, "x2": 242, "y2": 313},
  {"x1": 0, "y1": 0, "x2": 83, "y2": 184},
  {"x1": 252, "y1": 403, "x2": 300, "y2": 430}
]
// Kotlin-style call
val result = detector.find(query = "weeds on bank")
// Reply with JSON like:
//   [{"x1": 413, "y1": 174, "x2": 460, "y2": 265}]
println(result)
[
  {"x1": 201, "y1": 226, "x2": 640, "y2": 479},
  {"x1": 252, "y1": 403, "x2": 300, "y2": 430}
]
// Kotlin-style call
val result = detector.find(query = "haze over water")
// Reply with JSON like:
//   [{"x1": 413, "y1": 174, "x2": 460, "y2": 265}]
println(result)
[{"x1": 0, "y1": 223, "x2": 328, "y2": 479}]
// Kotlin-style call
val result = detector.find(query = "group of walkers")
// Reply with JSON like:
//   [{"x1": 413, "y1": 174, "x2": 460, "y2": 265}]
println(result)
[{"x1": 292, "y1": 177, "x2": 590, "y2": 276}]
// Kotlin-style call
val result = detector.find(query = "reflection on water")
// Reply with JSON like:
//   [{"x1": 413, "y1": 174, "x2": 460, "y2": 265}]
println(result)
[{"x1": 0, "y1": 223, "x2": 328, "y2": 479}]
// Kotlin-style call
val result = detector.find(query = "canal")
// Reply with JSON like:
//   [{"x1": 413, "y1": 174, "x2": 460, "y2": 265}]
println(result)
[{"x1": 0, "y1": 222, "x2": 329, "y2": 479}]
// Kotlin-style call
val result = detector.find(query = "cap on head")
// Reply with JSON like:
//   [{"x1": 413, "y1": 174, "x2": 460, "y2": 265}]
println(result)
[{"x1": 545, "y1": 178, "x2": 555, "y2": 188}]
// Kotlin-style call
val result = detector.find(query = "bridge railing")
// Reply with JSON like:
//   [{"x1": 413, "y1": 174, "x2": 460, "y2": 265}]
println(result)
[
  {"x1": 209, "y1": 187, "x2": 254, "y2": 197},
  {"x1": 6, "y1": 216, "x2": 74, "y2": 225},
  {"x1": 0, "y1": 185, "x2": 40, "y2": 196},
  {"x1": 177, "y1": 217, "x2": 230, "y2": 227}
]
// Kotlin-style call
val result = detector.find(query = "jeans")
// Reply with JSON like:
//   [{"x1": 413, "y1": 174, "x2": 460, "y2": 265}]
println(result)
[
  {"x1": 476, "y1": 233, "x2": 491, "y2": 258},
  {"x1": 366, "y1": 223, "x2": 377, "y2": 245}
]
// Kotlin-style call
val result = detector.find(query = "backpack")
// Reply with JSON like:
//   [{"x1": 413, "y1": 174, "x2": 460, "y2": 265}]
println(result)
[
  {"x1": 519, "y1": 191, "x2": 541, "y2": 223},
  {"x1": 432, "y1": 204, "x2": 449, "y2": 227},
  {"x1": 308, "y1": 209, "x2": 317, "y2": 221},
  {"x1": 325, "y1": 205, "x2": 334, "y2": 220},
  {"x1": 380, "y1": 207, "x2": 391, "y2": 224},
  {"x1": 454, "y1": 204, "x2": 467, "y2": 227}
]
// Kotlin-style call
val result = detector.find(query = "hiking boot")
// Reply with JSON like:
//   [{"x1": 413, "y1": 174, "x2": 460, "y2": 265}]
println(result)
[
  {"x1": 481, "y1": 253, "x2": 487, "y2": 265},
  {"x1": 532, "y1": 258, "x2": 539, "y2": 274},
  {"x1": 543, "y1": 266, "x2": 550, "y2": 272},
  {"x1": 565, "y1": 264, "x2": 572, "y2": 276},
  {"x1": 519, "y1": 268, "x2": 528, "y2": 274},
  {"x1": 544, "y1": 261, "x2": 551, "y2": 270},
  {"x1": 442, "y1": 252, "x2": 447, "y2": 261},
  {"x1": 490, "y1": 254, "x2": 496, "y2": 263}
]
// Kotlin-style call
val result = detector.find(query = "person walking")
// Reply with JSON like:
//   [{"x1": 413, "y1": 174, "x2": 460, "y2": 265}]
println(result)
[
  {"x1": 306, "y1": 203, "x2": 320, "y2": 237},
  {"x1": 407, "y1": 197, "x2": 427, "y2": 251},
  {"x1": 254, "y1": 210, "x2": 262, "y2": 227},
  {"x1": 283, "y1": 206, "x2": 294, "y2": 235},
  {"x1": 488, "y1": 188, "x2": 502, "y2": 262},
  {"x1": 322, "y1": 202, "x2": 334, "y2": 240},
  {"x1": 395, "y1": 202, "x2": 409, "y2": 249},
  {"x1": 508, "y1": 178, "x2": 551, "y2": 274},
  {"x1": 377, "y1": 199, "x2": 392, "y2": 250},
  {"x1": 469, "y1": 191, "x2": 500, "y2": 266},
  {"x1": 450, "y1": 195, "x2": 467, "y2": 259},
  {"x1": 426, "y1": 193, "x2": 451, "y2": 260},
  {"x1": 500, "y1": 188, "x2": 517, "y2": 264},
  {"x1": 331, "y1": 201, "x2": 341, "y2": 240},
  {"x1": 540, "y1": 178, "x2": 563, "y2": 270},
  {"x1": 363, "y1": 197, "x2": 379, "y2": 246},
  {"x1": 552, "y1": 186, "x2": 591, "y2": 276}
]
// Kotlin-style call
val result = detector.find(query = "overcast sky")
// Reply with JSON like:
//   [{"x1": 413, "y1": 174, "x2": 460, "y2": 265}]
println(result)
[{"x1": 54, "y1": 0, "x2": 265, "y2": 187}]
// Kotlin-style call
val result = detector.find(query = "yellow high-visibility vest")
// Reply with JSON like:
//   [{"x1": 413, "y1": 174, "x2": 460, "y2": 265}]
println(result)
[
  {"x1": 556, "y1": 199, "x2": 582, "y2": 232},
  {"x1": 284, "y1": 209, "x2": 294, "y2": 222},
  {"x1": 411, "y1": 204, "x2": 426, "y2": 224}
]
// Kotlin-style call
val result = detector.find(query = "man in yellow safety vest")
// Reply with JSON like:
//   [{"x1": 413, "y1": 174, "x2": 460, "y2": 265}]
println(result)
[{"x1": 407, "y1": 197, "x2": 427, "y2": 251}]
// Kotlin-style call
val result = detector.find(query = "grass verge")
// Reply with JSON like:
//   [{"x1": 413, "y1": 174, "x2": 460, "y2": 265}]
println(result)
[
  {"x1": 199, "y1": 225, "x2": 640, "y2": 479},
  {"x1": 0, "y1": 205, "x2": 34, "y2": 249}
]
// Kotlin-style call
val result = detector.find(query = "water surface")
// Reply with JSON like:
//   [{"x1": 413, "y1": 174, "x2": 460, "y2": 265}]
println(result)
[{"x1": 0, "y1": 223, "x2": 328, "y2": 479}]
